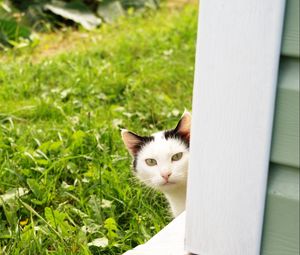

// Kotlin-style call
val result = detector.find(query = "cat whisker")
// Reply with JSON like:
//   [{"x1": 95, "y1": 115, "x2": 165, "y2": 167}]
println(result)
[
  {"x1": 171, "y1": 173, "x2": 187, "y2": 177},
  {"x1": 137, "y1": 176, "x2": 159, "y2": 182},
  {"x1": 129, "y1": 176, "x2": 160, "y2": 188}
]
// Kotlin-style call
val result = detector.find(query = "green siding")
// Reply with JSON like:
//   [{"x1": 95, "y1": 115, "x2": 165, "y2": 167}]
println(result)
[
  {"x1": 271, "y1": 58, "x2": 300, "y2": 168},
  {"x1": 281, "y1": 0, "x2": 300, "y2": 57},
  {"x1": 262, "y1": 164, "x2": 299, "y2": 255},
  {"x1": 264, "y1": 0, "x2": 299, "y2": 252}
]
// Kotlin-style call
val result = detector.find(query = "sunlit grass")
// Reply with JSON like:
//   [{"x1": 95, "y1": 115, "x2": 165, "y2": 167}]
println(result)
[{"x1": 0, "y1": 4, "x2": 197, "y2": 254}]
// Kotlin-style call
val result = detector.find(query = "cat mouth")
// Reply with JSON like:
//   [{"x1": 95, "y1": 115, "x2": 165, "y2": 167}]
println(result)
[{"x1": 162, "y1": 181, "x2": 176, "y2": 186}]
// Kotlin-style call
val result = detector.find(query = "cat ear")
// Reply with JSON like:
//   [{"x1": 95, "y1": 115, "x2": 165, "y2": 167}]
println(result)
[
  {"x1": 121, "y1": 129, "x2": 144, "y2": 156},
  {"x1": 174, "y1": 110, "x2": 191, "y2": 143}
]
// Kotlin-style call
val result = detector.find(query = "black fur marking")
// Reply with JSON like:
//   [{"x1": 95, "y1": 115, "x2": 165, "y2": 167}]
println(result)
[
  {"x1": 131, "y1": 135, "x2": 154, "y2": 171},
  {"x1": 131, "y1": 135, "x2": 154, "y2": 154},
  {"x1": 133, "y1": 157, "x2": 138, "y2": 170},
  {"x1": 164, "y1": 129, "x2": 190, "y2": 148}
]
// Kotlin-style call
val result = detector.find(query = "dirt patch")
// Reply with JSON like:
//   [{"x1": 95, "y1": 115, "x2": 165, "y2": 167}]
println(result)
[{"x1": 0, "y1": 1, "x2": 198, "y2": 64}]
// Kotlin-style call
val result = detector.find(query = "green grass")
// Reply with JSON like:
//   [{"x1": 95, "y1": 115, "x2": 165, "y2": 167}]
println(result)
[{"x1": 0, "y1": 5, "x2": 197, "y2": 255}]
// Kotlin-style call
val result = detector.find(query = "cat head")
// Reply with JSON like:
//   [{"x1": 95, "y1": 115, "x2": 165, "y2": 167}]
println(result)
[{"x1": 121, "y1": 111, "x2": 191, "y2": 192}]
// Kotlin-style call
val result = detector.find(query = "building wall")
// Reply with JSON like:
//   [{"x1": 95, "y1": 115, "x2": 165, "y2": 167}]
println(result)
[{"x1": 261, "y1": 0, "x2": 299, "y2": 253}]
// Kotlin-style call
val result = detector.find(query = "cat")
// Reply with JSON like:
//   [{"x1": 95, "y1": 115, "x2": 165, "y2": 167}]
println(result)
[{"x1": 121, "y1": 111, "x2": 191, "y2": 217}]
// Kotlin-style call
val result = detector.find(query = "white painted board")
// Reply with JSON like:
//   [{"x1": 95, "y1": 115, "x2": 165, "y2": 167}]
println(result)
[
  {"x1": 123, "y1": 212, "x2": 186, "y2": 255},
  {"x1": 185, "y1": 1, "x2": 286, "y2": 255}
]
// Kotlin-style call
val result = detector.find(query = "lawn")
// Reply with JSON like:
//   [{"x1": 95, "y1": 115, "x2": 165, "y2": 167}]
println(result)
[{"x1": 0, "y1": 4, "x2": 197, "y2": 254}]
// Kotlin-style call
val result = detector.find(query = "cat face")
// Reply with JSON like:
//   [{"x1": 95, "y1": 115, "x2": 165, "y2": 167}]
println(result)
[{"x1": 121, "y1": 111, "x2": 191, "y2": 192}]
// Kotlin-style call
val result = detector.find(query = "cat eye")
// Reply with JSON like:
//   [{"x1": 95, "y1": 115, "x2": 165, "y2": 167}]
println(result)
[
  {"x1": 171, "y1": 152, "x2": 183, "y2": 161},
  {"x1": 145, "y1": 158, "x2": 157, "y2": 166}
]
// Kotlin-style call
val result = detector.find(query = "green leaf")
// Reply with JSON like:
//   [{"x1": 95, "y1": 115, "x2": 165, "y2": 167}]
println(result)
[
  {"x1": 39, "y1": 140, "x2": 62, "y2": 154},
  {"x1": 71, "y1": 130, "x2": 87, "y2": 149},
  {"x1": 45, "y1": 207, "x2": 75, "y2": 236},
  {"x1": 104, "y1": 217, "x2": 118, "y2": 240},
  {"x1": 26, "y1": 178, "x2": 45, "y2": 200},
  {"x1": 44, "y1": 0, "x2": 101, "y2": 30},
  {"x1": 49, "y1": 140, "x2": 63, "y2": 151},
  {"x1": 26, "y1": 179, "x2": 47, "y2": 205},
  {"x1": 71, "y1": 130, "x2": 86, "y2": 141},
  {"x1": 0, "y1": 18, "x2": 31, "y2": 47},
  {"x1": 2, "y1": 202, "x2": 17, "y2": 229}
]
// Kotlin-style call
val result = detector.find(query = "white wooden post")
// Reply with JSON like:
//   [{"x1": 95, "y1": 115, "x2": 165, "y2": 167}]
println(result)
[{"x1": 185, "y1": 1, "x2": 286, "y2": 255}]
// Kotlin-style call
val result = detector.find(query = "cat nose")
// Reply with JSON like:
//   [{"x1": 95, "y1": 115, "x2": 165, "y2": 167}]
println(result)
[{"x1": 161, "y1": 171, "x2": 172, "y2": 181}]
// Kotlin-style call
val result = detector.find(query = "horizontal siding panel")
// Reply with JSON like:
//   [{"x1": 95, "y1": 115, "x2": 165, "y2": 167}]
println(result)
[
  {"x1": 270, "y1": 58, "x2": 299, "y2": 167},
  {"x1": 261, "y1": 163, "x2": 299, "y2": 255},
  {"x1": 281, "y1": 0, "x2": 299, "y2": 57}
]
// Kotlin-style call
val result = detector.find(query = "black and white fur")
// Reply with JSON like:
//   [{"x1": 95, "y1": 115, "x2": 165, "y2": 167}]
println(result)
[{"x1": 121, "y1": 111, "x2": 191, "y2": 217}]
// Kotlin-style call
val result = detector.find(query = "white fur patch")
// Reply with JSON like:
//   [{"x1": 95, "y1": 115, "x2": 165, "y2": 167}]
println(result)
[
  {"x1": 135, "y1": 131, "x2": 189, "y2": 192},
  {"x1": 122, "y1": 111, "x2": 192, "y2": 217}
]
